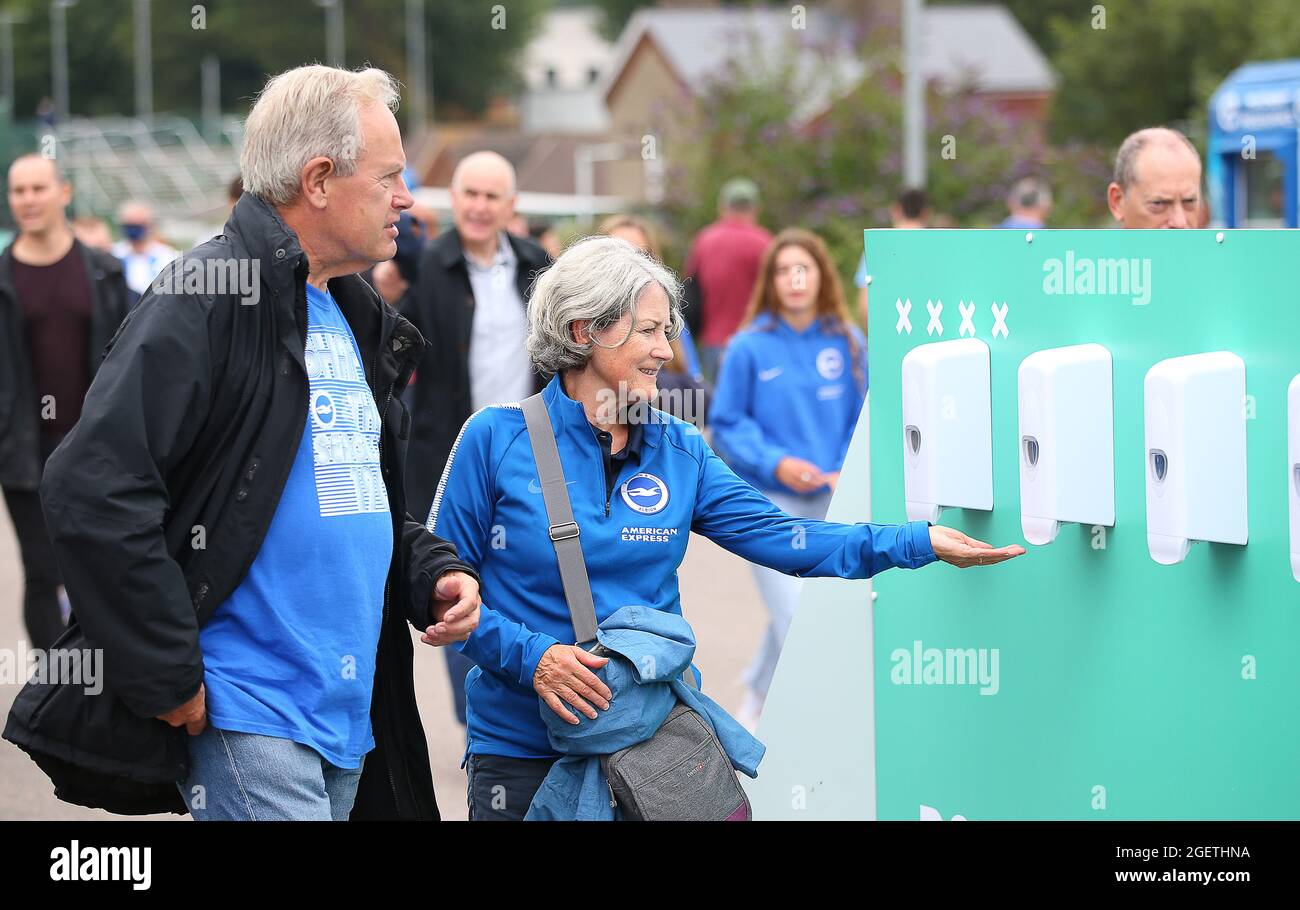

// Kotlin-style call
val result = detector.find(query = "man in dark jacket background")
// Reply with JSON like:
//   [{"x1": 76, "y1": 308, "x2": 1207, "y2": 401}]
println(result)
[
  {"x1": 400, "y1": 150, "x2": 549, "y2": 727},
  {"x1": 3, "y1": 64, "x2": 480, "y2": 820},
  {"x1": 402, "y1": 150, "x2": 551, "y2": 518},
  {"x1": 0, "y1": 153, "x2": 131, "y2": 652}
]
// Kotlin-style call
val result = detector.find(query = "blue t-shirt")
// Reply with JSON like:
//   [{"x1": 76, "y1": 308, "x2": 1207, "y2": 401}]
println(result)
[
  {"x1": 997, "y1": 214, "x2": 1044, "y2": 230},
  {"x1": 199, "y1": 283, "x2": 393, "y2": 768}
]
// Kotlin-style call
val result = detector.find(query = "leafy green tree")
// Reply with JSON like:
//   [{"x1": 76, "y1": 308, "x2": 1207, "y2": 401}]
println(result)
[
  {"x1": 931, "y1": 0, "x2": 1081, "y2": 57},
  {"x1": 1047, "y1": 0, "x2": 1247, "y2": 147},
  {"x1": 4, "y1": 0, "x2": 546, "y2": 122},
  {"x1": 1045, "y1": 0, "x2": 1300, "y2": 148},
  {"x1": 587, "y1": 0, "x2": 652, "y2": 42},
  {"x1": 653, "y1": 24, "x2": 1110, "y2": 290}
]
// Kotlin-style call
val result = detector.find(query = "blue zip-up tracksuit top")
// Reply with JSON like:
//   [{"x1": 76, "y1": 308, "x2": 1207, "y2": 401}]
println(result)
[
  {"x1": 711, "y1": 312, "x2": 868, "y2": 496},
  {"x1": 428, "y1": 375, "x2": 934, "y2": 760}
]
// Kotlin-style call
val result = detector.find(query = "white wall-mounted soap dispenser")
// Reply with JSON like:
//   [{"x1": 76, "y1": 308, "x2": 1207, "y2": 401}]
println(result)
[
  {"x1": 1144, "y1": 352, "x2": 1248, "y2": 565},
  {"x1": 1017, "y1": 344, "x2": 1115, "y2": 545},
  {"x1": 901, "y1": 338, "x2": 993, "y2": 524},
  {"x1": 1289, "y1": 374, "x2": 1299, "y2": 582}
]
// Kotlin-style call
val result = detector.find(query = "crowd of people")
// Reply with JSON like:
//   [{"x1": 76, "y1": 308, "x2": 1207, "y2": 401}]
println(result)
[{"x1": 0, "y1": 63, "x2": 1210, "y2": 821}]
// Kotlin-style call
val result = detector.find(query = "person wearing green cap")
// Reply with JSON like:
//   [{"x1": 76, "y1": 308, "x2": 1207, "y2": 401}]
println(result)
[{"x1": 682, "y1": 178, "x2": 773, "y2": 382}]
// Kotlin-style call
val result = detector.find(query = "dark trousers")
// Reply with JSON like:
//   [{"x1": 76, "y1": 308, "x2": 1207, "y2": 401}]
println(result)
[
  {"x1": 466, "y1": 754, "x2": 558, "y2": 821},
  {"x1": 2, "y1": 486, "x2": 65, "y2": 651}
]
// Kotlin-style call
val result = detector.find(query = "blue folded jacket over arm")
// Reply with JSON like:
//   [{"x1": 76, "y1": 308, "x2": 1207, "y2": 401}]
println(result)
[{"x1": 525, "y1": 606, "x2": 765, "y2": 821}]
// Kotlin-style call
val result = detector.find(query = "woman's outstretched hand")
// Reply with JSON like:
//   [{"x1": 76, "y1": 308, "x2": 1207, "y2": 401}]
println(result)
[{"x1": 929, "y1": 526, "x2": 1026, "y2": 568}]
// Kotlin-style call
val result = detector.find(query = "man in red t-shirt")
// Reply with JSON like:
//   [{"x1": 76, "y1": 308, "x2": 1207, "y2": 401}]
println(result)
[{"x1": 683, "y1": 178, "x2": 773, "y2": 381}]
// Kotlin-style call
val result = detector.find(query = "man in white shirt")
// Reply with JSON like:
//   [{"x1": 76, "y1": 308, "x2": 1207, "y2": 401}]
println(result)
[
  {"x1": 403, "y1": 151, "x2": 550, "y2": 515},
  {"x1": 400, "y1": 151, "x2": 551, "y2": 726},
  {"x1": 463, "y1": 204, "x2": 534, "y2": 412}
]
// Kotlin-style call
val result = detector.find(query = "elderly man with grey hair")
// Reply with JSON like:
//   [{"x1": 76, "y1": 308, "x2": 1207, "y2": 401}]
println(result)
[
  {"x1": 427, "y1": 235, "x2": 1025, "y2": 820},
  {"x1": 4, "y1": 65, "x2": 481, "y2": 821},
  {"x1": 401, "y1": 149, "x2": 551, "y2": 730},
  {"x1": 403, "y1": 151, "x2": 551, "y2": 521},
  {"x1": 998, "y1": 177, "x2": 1052, "y2": 229},
  {"x1": 1107, "y1": 127, "x2": 1203, "y2": 228}
]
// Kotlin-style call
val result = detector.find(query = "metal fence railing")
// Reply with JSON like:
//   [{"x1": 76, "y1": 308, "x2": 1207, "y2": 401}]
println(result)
[{"x1": 1, "y1": 115, "x2": 243, "y2": 228}]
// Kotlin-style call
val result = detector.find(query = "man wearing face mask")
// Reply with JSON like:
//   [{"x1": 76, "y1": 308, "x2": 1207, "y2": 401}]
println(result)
[{"x1": 111, "y1": 200, "x2": 177, "y2": 297}]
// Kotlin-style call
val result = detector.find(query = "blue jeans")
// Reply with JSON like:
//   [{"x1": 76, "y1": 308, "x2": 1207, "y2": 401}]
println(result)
[
  {"x1": 178, "y1": 727, "x2": 365, "y2": 821},
  {"x1": 745, "y1": 489, "x2": 833, "y2": 698}
]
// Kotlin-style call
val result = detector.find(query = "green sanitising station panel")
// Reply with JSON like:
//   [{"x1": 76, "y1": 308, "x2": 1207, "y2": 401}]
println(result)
[{"x1": 745, "y1": 229, "x2": 1300, "y2": 820}]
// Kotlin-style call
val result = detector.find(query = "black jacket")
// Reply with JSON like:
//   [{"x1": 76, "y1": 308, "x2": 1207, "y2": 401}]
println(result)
[
  {"x1": 0, "y1": 239, "x2": 131, "y2": 490},
  {"x1": 399, "y1": 228, "x2": 550, "y2": 520},
  {"x1": 2, "y1": 194, "x2": 477, "y2": 818}
]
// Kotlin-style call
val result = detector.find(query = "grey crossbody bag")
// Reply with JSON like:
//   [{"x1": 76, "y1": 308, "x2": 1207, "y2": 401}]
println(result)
[{"x1": 521, "y1": 393, "x2": 752, "y2": 821}]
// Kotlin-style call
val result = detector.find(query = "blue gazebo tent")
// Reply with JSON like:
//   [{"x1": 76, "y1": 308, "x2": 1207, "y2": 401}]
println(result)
[{"x1": 1207, "y1": 59, "x2": 1300, "y2": 228}]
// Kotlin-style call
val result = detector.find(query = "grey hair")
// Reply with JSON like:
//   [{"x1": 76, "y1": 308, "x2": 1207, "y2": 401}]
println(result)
[
  {"x1": 240, "y1": 65, "x2": 400, "y2": 206},
  {"x1": 1113, "y1": 127, "x2": 1200, "y2": 189},
  {"x1": 526, "y1": 235, "x2": 684, "y2": 374},
  {"x1": 1008, "y1": 176, "x2": 1051, "y2": 210}
]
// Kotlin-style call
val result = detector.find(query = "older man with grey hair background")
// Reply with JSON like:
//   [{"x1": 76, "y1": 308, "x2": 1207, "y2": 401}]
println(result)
[
  {"x1": 402, "y1": 151, "x2": 551, "y2": 521},
  {"x1": 998, "y1": 176, "x2": 1052, "y2": 230},
  {"x1": 401, "y1": 149, "x2": 551, "y2": 729},
  {"x1": 1107, "y1": 127, "x2": 1204, "y2": 228},
  {"x1": 4, "y1": 64, "x2": 481, "y2": 821}
]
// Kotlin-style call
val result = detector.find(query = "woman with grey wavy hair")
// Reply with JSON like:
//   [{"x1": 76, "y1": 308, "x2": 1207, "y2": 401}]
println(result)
[
  {"x1": 526, "y1": 235, "x2": 684, "y2": 373},
  {"x1": 428, "y1": 234, "x2": 1024, "y2": 821}
]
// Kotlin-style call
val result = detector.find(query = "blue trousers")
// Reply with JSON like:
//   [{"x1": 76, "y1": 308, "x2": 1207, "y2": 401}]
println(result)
[{"x1": 179, "y1": 727, "x2": 364, "y2": 821}]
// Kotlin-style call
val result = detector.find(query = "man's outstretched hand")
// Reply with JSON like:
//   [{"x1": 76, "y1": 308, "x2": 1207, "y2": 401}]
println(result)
[
  {"x1": 929, "y1": 526, "x2": 1026, "y2": 568},
  {"x1": 421, "y1": 571, "x2": 481, "y2": 646}
]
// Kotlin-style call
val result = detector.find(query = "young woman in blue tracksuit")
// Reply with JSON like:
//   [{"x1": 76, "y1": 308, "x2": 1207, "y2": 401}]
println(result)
[
  {"x1": 710, "y1": 228, "x2": 869, "y2": 728},
  {"x1": 425, "y1": 235, "x2": 1024, "y2": 820}
]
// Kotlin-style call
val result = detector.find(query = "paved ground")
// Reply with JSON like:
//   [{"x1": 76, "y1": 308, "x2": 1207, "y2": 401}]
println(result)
[{"x1": 0, "y1": 497, "x2": 765, "y2": 821}]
